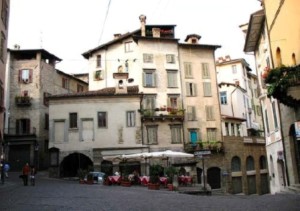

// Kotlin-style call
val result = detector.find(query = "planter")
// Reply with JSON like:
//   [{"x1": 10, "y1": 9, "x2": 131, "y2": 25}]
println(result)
[
  {"x1": 121, "y1": 181, "x2": 132, "y2": 187},
  {"x1": 167, "y1": 184, "x2": 174, "y2": 191},
  {"x1": 148, "y1": 183, "x2": 160, "y2": 190},
  {"x1": 86, "y1": 180, "x2": 94, "y2": 185},
  {"x1": 79, "y1": 180, "x2": 85, "y2": 184}
]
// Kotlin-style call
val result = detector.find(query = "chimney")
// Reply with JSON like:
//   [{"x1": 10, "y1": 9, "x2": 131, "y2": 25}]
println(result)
[
  {"x1": 225, "y1": 55, "x2": 231, "y2": 61},
  {"x1": 14, "y1": 44, "x2": 20, "y2": 50},
  {"x1": 235, "y1": 80, "x2": 240, "y2": 86},
  {"x1": 218, "y1": 57, "x2": 223, "y2": 63},
  {"x1": 139, "y1": 14, "x2": 146, "y2": 37},
  {"x1": 152, "y1": 28, "x2": 161, "y2": 38},
  {"x1": 114, "y1": 33, "x2": 121, "y2": 39}
]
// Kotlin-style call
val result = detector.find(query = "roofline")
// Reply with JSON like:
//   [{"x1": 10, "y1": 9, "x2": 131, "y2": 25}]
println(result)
[
  {"x1": 56, "y1": 69, "x2": 88, "y2": 85},
  {"x1": 179, "y1": 43, "x2": 221, "y2": 50},
  {"x1": 8, "y1": 48, "x2": 62, "y2": 61}
]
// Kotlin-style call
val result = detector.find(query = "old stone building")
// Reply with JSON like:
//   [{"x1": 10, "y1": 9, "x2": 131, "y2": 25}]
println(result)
[
  {"x1": 0, "y1": 0, "x2": 9, "y2": 160},
  {"x1": 3, "y1": 48, "x2": 88, "y2": 170}
]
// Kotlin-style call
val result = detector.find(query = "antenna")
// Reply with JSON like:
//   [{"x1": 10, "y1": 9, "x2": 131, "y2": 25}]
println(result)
[{"x1": 40, "y1": 30, "x2": 43, "y2": 48}]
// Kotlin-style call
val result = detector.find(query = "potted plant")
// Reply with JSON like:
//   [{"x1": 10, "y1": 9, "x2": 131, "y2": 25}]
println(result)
[
  {"x1": 165, "y1": 166, "x2": 177, "y2": 191},
  {"x1": 148, "y1": 164, "x2": 163, "y2": 190},
  {"x1": 77, "y1": 168, "x2": 87, "y2": 184}
]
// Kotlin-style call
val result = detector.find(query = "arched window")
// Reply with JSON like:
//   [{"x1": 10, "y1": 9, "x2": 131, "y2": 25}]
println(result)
[
  {"x1": 246, "y1": 156, "x2": 255, "y2": 171},
  {"x1": 231, "y1": 156, "x2": 241, "y2": 172},
  {"x1": 259, "y1": 156, "x2": 267, "y2": 169},
  {"x1": 276, "y1": 47, "x2": 282, "y2": 67},
  {"x1": 292, "y1": 53, "x2": 296, "y2": 65}
]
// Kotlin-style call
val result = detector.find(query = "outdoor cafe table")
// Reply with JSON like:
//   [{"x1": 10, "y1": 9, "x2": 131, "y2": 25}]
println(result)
[
  {"x1": 178, "y1": 176, "x2": 193, "y2": 186},
  {"x1": 108, "y1": 176, "x2": 121, "y2": 185},
  {"x1": 139, "y1": 176, "x2": 168, "y2": 186}
]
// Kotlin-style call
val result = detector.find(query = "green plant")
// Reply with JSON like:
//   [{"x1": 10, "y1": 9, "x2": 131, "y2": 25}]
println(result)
[
  {"x1": 165, "y1": 166, "x2": 177, "y2": 184},
  {"x1": 149, "y1": 164, "x2": 163, "y2": 184},
  {"x1": 77, "y1": 168, "x2": 87, "y2": 180}
]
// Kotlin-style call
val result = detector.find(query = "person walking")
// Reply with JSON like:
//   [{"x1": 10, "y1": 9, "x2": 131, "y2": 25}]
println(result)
[
  {"x1": 4, "y1": 162, "x2": 10, "y2": 178},
  {"x1": 22, "y1": 163, "x2": 30, "y2": 186},
  {"x1": 30, "y1": 166, "x2": 36, "y2": 186}
]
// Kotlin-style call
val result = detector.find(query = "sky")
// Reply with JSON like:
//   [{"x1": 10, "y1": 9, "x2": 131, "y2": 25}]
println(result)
[{"x1": 8, "y1": 0, "x2": 262, "y2": 74}]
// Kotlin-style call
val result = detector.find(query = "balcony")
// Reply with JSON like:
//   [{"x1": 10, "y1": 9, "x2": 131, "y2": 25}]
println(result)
[
  {"x1": 243, "y1": 136, "x2": 265, "y2": 145},
  {"x1": 139, "y1": 108, "x2": 184, "y2": 122},
  {"x1": 184, "y1": 141, "x2": 224, "y2": 154},
  {"x1": 15, "y1": 96, "x2": 32, "y2": 107}
]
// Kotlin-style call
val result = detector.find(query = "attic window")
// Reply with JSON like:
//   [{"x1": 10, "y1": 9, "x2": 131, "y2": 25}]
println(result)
[{"x1": 191, "y1": 38, "x2": 197, "y2": 44}]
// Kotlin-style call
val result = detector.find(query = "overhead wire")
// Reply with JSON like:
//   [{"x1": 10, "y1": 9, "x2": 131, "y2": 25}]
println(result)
[{"x1": 98, "y1": 0, "x2": 112, "y2": 45}]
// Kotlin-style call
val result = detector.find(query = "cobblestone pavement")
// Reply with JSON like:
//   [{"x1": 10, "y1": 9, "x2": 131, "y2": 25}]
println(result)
[{"x1": 1, "y1": 172, "x2": 300, "y2": 211}]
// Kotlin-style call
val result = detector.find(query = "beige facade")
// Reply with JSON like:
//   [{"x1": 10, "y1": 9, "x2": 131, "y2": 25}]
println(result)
[
  {"x1": 0, "y1": 0, "x2": 9, "y2": 160},
  {"x1": 4, "y1": 49, "x2": 88, "y2": 170},
  {"x1": 244, "y1": 0, "x2": 300, "y2": 193}
]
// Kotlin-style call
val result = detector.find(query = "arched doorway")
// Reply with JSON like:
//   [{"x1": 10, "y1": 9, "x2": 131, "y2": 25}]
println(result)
[
  {"x1": 246, "y1": 156, "x2": 256, "y2": 194},
  {"x1": 60, "y1": 153, "x2": 93, "y2": 177},
  {"x1": 231, "y1": 156, "x2": 242, "y2": 194},
  {"x1": 207, "y1": 167, "x2": 221, "y2": 189}
]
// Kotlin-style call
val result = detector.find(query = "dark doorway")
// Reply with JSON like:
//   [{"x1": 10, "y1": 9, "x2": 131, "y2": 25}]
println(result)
[
  {"x1": 196, "y1": 167, "x2": 202, "y2": 184},
  {"x1": 8, "y1": 144, "x2": 31, "y2": 171},
  {"x1": 207, "y1": 167, "x2": 221, "y2": 189},
  {"x1": 101, "y1": 160, "x2": 113, "y2": 175},
  {"x1": 60, "y1": 153, "x2": 93, "y2": 177}
]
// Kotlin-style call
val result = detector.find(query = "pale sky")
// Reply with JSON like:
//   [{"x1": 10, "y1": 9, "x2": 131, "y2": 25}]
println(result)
[{"x1": 8, "y1": 0, "x2": 262, "y2": 74}]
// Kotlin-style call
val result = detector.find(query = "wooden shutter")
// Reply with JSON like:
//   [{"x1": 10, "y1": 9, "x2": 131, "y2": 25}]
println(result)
[{"x1": 29, "y1": 69, "x2": 33, "y2": 83}]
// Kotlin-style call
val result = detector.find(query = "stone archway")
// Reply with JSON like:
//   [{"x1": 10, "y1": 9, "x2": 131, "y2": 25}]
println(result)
[{"x1": 60, "y1": 152, "x2": 93, "y2": 177}]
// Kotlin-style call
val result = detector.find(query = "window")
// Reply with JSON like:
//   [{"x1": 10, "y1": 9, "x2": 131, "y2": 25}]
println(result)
[
  {"x1": 203, "y1": 82, "x2": 212, "y2": 96},
  {"x1": 45, "y1": 113, "x2": 49, "y2": 130},
  {"x1": 0, "y1": 85, "x2": 4, "y2": 108},
  {"x1": 143, "y1": 95, "x2": 156, "y2": 112},
  {"x1": 69, "y1": 113, "x2": 78, "y2": 128},
  {"x1": 125, "y1": 41, "x2": 133, "y2": 52},
  {"x1": 143, "y1": 53, "x2": 153, "y2": 63},
  {"x1": 1, "y1": 1, "x2": 8, "y2": 28},
  {"x1": 264, "y1": 109, "x2": 270, "y2": 134},
  {"x1": 205, "y1": 105, "x2": 214, "y2": 120},
  {"x1": 231, "y1": 124, "x2": 235, "y2": 136},
  {"x1": 225, "y1": 122, "x2": 229, "y2": 135},
  {"x1": 202, "y1": 63, "x2": 210, "y2": 78},
  {"x1": 184, "y1": 62, "x2": 192, "y2": 78},
  {"x1": 272, "y1": 101, "x2": 278, "y2": 129},
  {"x1": 167, "y1": 95, "x2": 180, "y2": 111},
  {"x1": 167, "y1": 70, "x2": 178, "y2": 87},
  {"x1": 187, "y1": 106, "x2": 196, "y2": 121},
  {"x1": 189, "y1": 129, "x2": 198, "y2": 145},
  {"x1": 166, "y1": 54, "x2": 175, "y2": 63},
  {"x1": 96, "y1": 55, "x2": 101, "y2": 67},
  {"x1": 232, "y1": 65, "x2": 237, "y2": 74},
  {"x1": 16, "y1": 119, "x2": 31, "y2": 134},
  {"x1": 0, "y1": 31, "x2": 5, "y2": 61},
  {"x1": 246, "y1": 156, "x2": 255, "y2": 171},
  {"x1": 77, "y1": 84, "x2": 84, "y2": 93},
  {"x1": 19, "y1": 69, "x2": 33, "y2": 83},
  {"x1": 126, "y1": 111, "x2": 135, "y2": 127},
  {"x1": 237, "y1": 124, "x2": 241, "y2": 136},
  {"x1": 207, "y1": 128, "x2": 217, "y2": 141},
  {"x1": 186, "y1": 82, "x2": 197, "y2": 96},
  {"x1": 231, "y1": 156, "x2": 241, "y2": 172},
  {"x1": 170, "y1": 125, "x2": 182, "y2": 144},
  {"x1": 256, "y1": 105, "x2": 261, "y2": 116},
  {"x1": 259, "y1": 156, "x2": 267, "y2": 169},
  {"x1": 43, "y1": 92, "x2": 51, "y2": 106},
  {"x1": 143, "y1": 69, "x2": 156, "y2": 87},
  {"x1": 220, "y1": 91, "x2": 227, "y2": 104},
  {"x1": 94, "y1": 70, "x2": 103, "y2": 80},
  {"x1": 62, "y1": 78, "x2": 69, "y2": 89},
  {"x1": 146, "y1": 125, "x2": 158, "y2": 144},
  {"x1": 98, "y1": 112, "x2": 107, "y2": 128}
]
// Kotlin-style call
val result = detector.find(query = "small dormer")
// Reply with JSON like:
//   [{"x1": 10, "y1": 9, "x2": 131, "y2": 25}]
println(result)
[
  {"x1": 113, "y1": 72, "x2": 129, "y2": 94},
  {"x1": 184, "y1": 34, "x2": 201, "y2": 44}
]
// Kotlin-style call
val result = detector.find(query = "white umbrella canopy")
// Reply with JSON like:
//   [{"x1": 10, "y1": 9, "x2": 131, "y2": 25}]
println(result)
[{"x1": 148, "y1": 150, "x2": 194, "y2": 158}]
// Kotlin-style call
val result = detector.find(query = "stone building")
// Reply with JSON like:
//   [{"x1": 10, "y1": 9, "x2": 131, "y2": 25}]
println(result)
[
  {"x1": 3, "y1": 48, "x2": 88, "y2": 170},
  {"x1": 0, "y1": 0, "x2": 9, "y2": 160}
]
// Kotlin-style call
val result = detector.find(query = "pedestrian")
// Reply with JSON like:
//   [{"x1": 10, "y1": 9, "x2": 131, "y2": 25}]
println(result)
[
  {"x1": 0, "y1": 160, "x2": 4, "y2": 184},
  {"x1": 22, "y1": 163, "x2": 30, "y2": 186},
  {"x1": 30, "y1": 166, "x2": 36, "y2": 186},
  {"x1": 4, "y1": 162, "x2": 10, "y2": 178}
]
